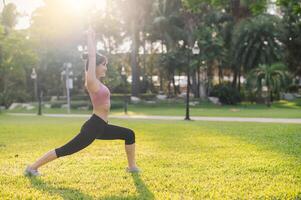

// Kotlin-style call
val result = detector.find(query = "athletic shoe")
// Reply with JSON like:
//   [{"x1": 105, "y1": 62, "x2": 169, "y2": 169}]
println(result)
[
  {"x1": 24, "y1": 166, "x2": 41, "y2": 177},
  {"x1": 126, "y1": 166, "x2": 141, "y2": 173}
]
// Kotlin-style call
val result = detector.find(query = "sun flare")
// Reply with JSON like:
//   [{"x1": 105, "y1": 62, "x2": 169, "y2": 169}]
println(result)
[{"x1": 66, "y1": 0, "x2": 107, "y2": 14}]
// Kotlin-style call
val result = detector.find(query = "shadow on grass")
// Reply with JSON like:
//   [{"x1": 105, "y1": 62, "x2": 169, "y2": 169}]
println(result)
[
  {"x1": 102, "y1": 173, "x2": 155, "y2": 200},
  {"x1": 29, "y1": 177, "x2": 94, "y2": 199},
  {"x1": 28, "y1": 173, "x2": 154, "y2": 200}
]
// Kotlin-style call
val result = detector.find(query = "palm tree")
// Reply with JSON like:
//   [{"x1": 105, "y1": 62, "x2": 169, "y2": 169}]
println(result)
[
  {"x1": 152, "y1": 0, "x2": 184, "y2": 51},
  {"x1": 150, "y1": 0, "x2": 185, "y2": 92},
  {"x1": 232, "y1": 14, "x2": 283, "y2": 91},
  {"x1": 120, "y1": 0, "x2": 155, "y2": 96},
  {"x1": 248, "y1": 63, "x2": 288, "y2": 107},
  {"x1": 278, "y1": 0, "x2": 301, "y2": 76}
]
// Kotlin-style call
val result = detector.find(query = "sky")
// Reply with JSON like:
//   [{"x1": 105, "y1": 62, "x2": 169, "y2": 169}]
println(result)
[
  {"x1": 1, "y1": 0, "x2": 279, "y2": 30},
  {"x1": 0, "y1": 0, "x2": 107, "y2": 30},
  {"x1": 0, "y1": 0, "x2": 44, "y2": 29}
]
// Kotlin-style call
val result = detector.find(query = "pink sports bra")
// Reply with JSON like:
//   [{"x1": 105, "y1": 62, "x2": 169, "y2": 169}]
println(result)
[{"x1": 88, "y1": 83, "x2": 111, "y2": 111}]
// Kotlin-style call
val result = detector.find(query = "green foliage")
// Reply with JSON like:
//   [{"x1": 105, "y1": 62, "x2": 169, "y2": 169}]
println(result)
[
  {"x1": 0, "y1": 25, "x2": 38, "y2": 108},
  {"x1": 183, "y1": 0, "x2": 268, "y2": 15},
  {"x1": 232, "y1": 14, "x2": 283, "y2": 72},
  {"x1": 210, "y1": 83, "x2": 241, "y2": 104},
  {"x1": 247, "y1": 63, "x2": 289, "y2": 106},
  {"x1": 1, "y1": 0, "x2": 300, "y2": 106},
  {"x1": 277, "y1": 0, "x2": 301, "y2": 75},
  {"x1": 1, "y1": 3, "x2": 18, "y2": 29},
  {"x1": 151, "y1": 0, "x2": 185, "y2": 50}
]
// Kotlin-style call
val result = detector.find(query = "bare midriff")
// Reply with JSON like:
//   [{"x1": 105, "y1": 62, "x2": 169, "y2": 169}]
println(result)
[
  {"x1": 87, "y1": 82, "x2": 111, "y2": 122},
  {"x1": 92, "y1": 107, "x2": 110, "y2": 122}
]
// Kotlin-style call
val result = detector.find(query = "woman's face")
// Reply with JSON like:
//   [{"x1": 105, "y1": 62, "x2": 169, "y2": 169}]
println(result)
[{"x1": 96, "y1": 61, "x2": 107, "y2": 78}]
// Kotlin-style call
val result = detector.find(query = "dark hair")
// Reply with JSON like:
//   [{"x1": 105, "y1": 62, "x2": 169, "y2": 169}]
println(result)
[{"x1": 82, "y1": 53, "x2": 107, "y2": 71}]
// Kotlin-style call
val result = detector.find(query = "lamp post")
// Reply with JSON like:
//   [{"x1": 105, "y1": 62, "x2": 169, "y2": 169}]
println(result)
[
  {"x1": 121, "y1": 66, "x2": 128, "y2": 115},
  {"x1": 31, "y1": 68, "x2": 42, "y2": 115},
  {"x1": 31, "y1": 68, "x2": 37, "y2": 101},
  {"x1": 185, "y1": 41, "x2": 200, "y2": 120},
  {"x1": 62, "y1": 63, "x2": 73, "y2": 114}
]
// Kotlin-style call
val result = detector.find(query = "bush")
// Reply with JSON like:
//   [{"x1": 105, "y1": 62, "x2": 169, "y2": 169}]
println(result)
[
  {"x1": 71, "y1": 95, "x2": 89, "y2": 101},
  {"x1": 49, "y1": 100, "x2": 124, "y2": 110},
  {"x1": 110, "y1": 101, "x2": 124, "y2": 109},
  {"x1": 70, "y1": 101, "x2": 90, "y2": 109},
  {"x1": 110, "y1": 93, "x2": 157, "y2": 101},
  {"x1": 138, "y1": 93, "x2": 156, "y2": 100},
  {"x1": 209, "y1": 83, "x2": 241, "y2": 105},
  {"x1": 287, "y1": 84, "x2": 301, "y2": 93},
  {"x1": 50, "y1": 101, "x2": 66, "y2": 108}
]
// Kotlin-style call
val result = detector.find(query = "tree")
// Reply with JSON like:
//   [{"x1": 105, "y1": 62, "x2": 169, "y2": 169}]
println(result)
[
  {"x1": 1, "y1": 2, "x2": 18, "y2": 34},
  {"x1": 196, "y1": 8, "x2": 233, "y2": 95},
  {"x1": 29, "y1": 0, "x2": 88, "y2": 97},
  {"x1": 232, "y1": 14, "x2": 283, "y2": 90},
  {"x1": 119, "y1": 0, "x2": 155, "y2": 96},
  {"x1": 151, "y1": 0, "x2": 185, "y2": 93},
  {"x1": 152, "y1": 0, "x2": 184, "y2": 51},
  {"x1": 248, "y1": 63, "x2": 288, "y2": 107},
  {"x1": 0, "y1": 26, "x2": 38, "y2": 107},
  {"x1": 277, "y1": 0, "x2": 301, "y2": 76}
]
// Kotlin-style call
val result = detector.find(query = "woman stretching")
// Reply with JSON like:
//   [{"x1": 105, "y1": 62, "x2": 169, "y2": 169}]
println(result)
[{"x1": 24, "y1": 27, "x2": 140, "y2": 176}]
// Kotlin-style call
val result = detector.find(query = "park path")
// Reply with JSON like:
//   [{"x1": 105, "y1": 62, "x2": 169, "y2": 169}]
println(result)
[{"x1": 7, "y1": 113, "x2": 301, "y2": 124}]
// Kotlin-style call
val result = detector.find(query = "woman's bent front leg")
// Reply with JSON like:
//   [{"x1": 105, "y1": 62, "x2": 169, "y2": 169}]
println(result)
[{"x1": 97, "y1": 124, "x2": 137, "y2": 169}]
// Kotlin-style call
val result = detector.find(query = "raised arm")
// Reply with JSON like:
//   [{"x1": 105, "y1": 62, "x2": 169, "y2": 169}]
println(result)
[{"x1": 85, "y1": 26, "x2": 99, "y2": 93}]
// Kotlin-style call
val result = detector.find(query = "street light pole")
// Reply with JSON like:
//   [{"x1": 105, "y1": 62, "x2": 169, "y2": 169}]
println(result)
[
  {"x1": 31, "y1": 68, "x2": 42, "y2": 115},
  {"x1": 121, "y1": 66, "x2": 128, "y2": 115},
  {"x1": 64, "y1": 63, "x2": 72, "y2": 114},
  {"x1": 31, "y1": 68, "x2": 37, "y2": 101}
]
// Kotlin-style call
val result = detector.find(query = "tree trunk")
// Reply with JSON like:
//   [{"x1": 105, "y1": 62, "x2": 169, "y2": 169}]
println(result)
[
  {"x1": 167, "y1": 78, "x2": 171, "y2": 97},
  {"x1": 172, "y1": 72, "x2": 177, "y2": 96},
  {"x1": 196, "y1": 66, "x2": 200, "y2": 98},
  {"x1": 159, "y1": 73, "x2": 163, "y2": 91},
  {"x1": 143, "y1": 33, "x2": 147, "y2": 83},
  {"x1": 130, "y1": 21, "x2": 140, "y2": 97},
  {"x1": 231, "y1": 0, "x2": 240, "y2": 22},
  {"x1": 232, "y1": 65, "x2": 238, "y2": 88},
  {"x1": 207, "y1": 62, "x2": 213, "y2": 96},
  {"x1": 238, "y1": 67, "x2": 241, "y2": 92},
  {"x1": 192, "y1": 68, "x2": 198, "y2": 98},
  {"x1": 267, "y1": 85, "x2": 271, "y2": 107},
  {"x1": 218, "y1": 64, "x2": 223, "y2": 84}
]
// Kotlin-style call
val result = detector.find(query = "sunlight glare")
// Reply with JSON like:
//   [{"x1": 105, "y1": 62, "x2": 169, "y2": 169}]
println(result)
[{"x1": 65, "y1": 0, "x2": 107, "y2": 14}]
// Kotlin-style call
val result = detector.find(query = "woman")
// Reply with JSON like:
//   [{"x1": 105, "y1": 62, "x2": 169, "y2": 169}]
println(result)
[{"x1": 24, "y1": 27, "x2": 140, "y2": 176}]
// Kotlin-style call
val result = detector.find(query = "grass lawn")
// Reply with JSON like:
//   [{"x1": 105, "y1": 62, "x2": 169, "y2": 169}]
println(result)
[
  {"x1": 5, "y1": 99, "x2": 301, "y2": 118},
  {"x1": 0, "y1": 114, "x2": 301, "y2": 199}
]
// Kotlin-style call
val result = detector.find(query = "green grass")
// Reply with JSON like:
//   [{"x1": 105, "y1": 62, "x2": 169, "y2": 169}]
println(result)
[
  {"x1": 0, "y1": 114, "x2": 301, "y2": 199},
  {"x1": 6, "y1": 99, "x2": 301, "y2": 118}
]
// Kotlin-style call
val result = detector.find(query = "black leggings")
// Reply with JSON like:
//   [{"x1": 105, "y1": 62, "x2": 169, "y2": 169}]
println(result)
[{"x1": 55, "y1": 114, "x2": 135, "y2": 158}]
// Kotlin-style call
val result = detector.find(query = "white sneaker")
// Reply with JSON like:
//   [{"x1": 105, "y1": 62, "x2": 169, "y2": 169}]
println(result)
[
  {"x1": 126, "y1": 166, "x2": 141, "y2": 173},
  {"x1": 24, "y1": 166, "x2": 41, "y2": 177}
]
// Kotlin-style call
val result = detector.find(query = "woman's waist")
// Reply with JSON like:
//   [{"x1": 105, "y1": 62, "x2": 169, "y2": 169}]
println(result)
[
  {"x1": 92, "y1": 102, "x2": 110, "y2": 110},
  {"x1": 92, "y1": 109, "x2": 109, "y2": 122}
]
